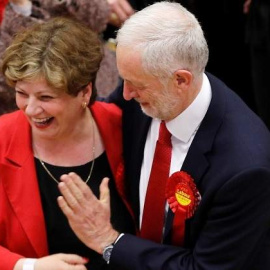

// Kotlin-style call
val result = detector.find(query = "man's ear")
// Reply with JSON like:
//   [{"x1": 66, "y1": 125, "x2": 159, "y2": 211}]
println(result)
[{"x1": 173, "y1": 69, "x2": 192, "y2": 91}]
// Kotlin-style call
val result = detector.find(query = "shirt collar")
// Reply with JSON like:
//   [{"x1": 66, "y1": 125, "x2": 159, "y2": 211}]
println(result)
[{"x1": 166, "y1": 73, "x2": 212, "y2": 143}]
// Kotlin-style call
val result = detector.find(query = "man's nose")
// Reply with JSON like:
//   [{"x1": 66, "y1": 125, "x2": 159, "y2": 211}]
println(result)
[{"x1": 123, "y1": 83, "x2": 139, "y2": 101}]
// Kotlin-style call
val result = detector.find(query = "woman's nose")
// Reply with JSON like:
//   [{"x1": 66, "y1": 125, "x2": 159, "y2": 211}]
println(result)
[{"x1": 24, "y1": 98, "x2": 43, "y2": 115}]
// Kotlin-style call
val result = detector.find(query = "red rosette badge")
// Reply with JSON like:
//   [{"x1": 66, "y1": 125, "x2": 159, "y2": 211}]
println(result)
[
  {"x1": 166, "y1": 171, "x2": 201, "y2": 219},
  {"x1": 166, "y1": 171, "x2": 201, "y2": 245}
]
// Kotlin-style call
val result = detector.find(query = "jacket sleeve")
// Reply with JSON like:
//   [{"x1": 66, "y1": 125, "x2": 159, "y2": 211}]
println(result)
[
  {"x1": 110, "y1": 168, "x2": 270, "y2": 270},
  {"x1": 0, "y1": 246, "x2": 23, "y2": 270}
]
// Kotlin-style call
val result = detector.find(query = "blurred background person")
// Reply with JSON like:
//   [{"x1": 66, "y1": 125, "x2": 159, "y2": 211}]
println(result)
[
  {"x1": 0, "y1": 0, "x2": 8, "y2": 24},
  {"x1": 187, "y1": 0, "x2": 256, "y2": 112},
  {"x1": 0, "y1": 0, "x2": 126, "y2": 115},
  {"x1": 0, "y1": 16, "x2": 134, "y2": 270},
  {"x1": 244, "y1": 0, "x2": 270, "y2": 129},
  {"x1": 0, "y1": 0, "x2": 49, "y2": 115}
]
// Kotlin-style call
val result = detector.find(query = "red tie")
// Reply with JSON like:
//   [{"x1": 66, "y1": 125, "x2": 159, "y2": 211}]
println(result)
[{"x1": 140, "y1": 121, "x2": 172, "y2": 243}]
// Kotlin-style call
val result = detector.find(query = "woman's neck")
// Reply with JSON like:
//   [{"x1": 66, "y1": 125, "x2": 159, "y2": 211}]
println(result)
[{"x1": 32, "y1": 110, "x2": 103, "y2": 166}]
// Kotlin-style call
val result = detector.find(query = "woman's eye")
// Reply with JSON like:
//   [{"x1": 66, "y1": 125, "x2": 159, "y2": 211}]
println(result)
[
  {"x1": 15, "y1": 90, "x2": 27, "y2": 97},
  {"x1": 40, "y1": 96, "x2": 53, "y2": 100}
]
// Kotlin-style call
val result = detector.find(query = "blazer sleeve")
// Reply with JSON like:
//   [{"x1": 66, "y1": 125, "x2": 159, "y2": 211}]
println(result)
[{"x1": 0, "y1": 246, "x2": 23, "y2": 270}]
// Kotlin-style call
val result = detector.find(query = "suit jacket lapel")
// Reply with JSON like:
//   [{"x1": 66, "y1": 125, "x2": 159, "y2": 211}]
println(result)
[
  {"x1": 2, "y1": 112, "x2": 48, "y2": 257},
  {"x1": 163, "y1": 72, "x2": 226, "y2": 243},
  {"x1": 181, "y1": 72, "x2": 226, "y2": 181},
  {"x1": 123, "y1": 104, "x2": 151, "y2": 226}
]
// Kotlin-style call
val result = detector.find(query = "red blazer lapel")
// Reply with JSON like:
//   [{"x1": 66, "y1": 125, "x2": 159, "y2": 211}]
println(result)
[
  {"x1": 91, "y1": 102, "x2": 122, "y2": 177},
  {"x1": 91, "y1": 102, "x2": 135, "y2": 221},
  {"x1": 2, "y1": 163, "x2": 48, "y2": 257},
  {"x1": 1, "y1": 111, "x2": 48, "y2": 257}
]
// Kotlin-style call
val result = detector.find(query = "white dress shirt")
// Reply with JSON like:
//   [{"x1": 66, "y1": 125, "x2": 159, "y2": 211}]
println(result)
[{"x1": 139, "y1": 73, "x2": 212, "y2": 227}]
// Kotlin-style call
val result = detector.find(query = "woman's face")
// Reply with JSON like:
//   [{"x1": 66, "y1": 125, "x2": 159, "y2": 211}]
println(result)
[{"x1": 15, "y1": 77, "x2": 86, "y2": 140}]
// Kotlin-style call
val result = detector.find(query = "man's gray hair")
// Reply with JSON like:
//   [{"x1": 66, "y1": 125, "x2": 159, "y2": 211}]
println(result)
[{"x1": 116, "y1": 1, "x2": 209, "y2": 79}]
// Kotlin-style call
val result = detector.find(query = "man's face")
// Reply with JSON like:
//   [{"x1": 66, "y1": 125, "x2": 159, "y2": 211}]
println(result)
[{"x1": 116, "y1": 46, "x2": 181, "y2": 121}]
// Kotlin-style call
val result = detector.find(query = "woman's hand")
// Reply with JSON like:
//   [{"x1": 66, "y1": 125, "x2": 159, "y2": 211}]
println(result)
[{"x1": 14, "y1": 254, "x2": 88, "y2": 270}]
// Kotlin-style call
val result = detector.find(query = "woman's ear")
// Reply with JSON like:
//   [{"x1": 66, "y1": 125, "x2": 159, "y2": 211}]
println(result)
[
  {"x1": 82, "y1": 82, "x2": 92, "y2": 100},
  {"x1": 173, "y1": 69, "x2": 192, "y2": 91}
]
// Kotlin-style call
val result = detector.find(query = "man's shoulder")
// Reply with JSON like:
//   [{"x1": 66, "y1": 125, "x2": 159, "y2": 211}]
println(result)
[{"x1": 200, "y1": 73, "x2": 270, "y2": 165}]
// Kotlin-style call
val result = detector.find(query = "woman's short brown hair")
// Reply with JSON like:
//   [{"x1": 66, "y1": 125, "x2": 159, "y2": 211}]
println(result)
[{"x1": 1, "y1": 16, "x2": 103, "y2": 104}]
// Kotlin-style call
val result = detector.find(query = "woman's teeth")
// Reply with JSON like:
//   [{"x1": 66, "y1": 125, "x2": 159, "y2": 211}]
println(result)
[{"x1": 33, "y1": 117, "x2": 53, "y2": 125}]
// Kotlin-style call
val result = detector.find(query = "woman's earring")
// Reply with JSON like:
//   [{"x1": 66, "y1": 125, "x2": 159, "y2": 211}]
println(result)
[{"x1": 82, "y1": 101, "x2": 87, "y2": 109}]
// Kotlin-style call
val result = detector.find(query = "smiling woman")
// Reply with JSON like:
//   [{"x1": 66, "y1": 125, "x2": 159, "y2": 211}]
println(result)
[{"x1": 0, "y1": 17, "x2": 135, "y2": 270}]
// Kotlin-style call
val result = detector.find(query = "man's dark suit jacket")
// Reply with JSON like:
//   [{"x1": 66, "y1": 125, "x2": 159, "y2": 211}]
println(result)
[{"x1": 106, "y1": 73, "x2": 270, "y2": 270}]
